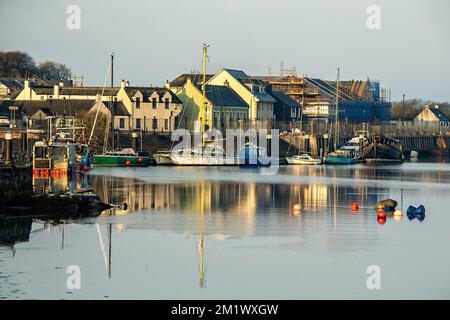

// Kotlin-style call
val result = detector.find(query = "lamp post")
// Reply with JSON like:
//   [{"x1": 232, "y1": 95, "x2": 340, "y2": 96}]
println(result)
[{"x1": 402, "y1": 94, "x2": 405, "y2": 126}]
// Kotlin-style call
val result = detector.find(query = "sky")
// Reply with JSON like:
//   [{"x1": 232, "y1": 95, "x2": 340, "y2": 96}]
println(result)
[{"x1": 0, "y1": 0, "x2": 449, "y2": 101}]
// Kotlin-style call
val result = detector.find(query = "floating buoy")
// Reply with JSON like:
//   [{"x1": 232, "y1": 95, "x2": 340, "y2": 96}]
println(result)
[
  {"x1": 125, "y1": 160, "x2": 131, "y2": 166},
  {"x1": 138, "y1": 156, "x2": 143, "y2": 163},
  {"x1": 377, "y1": 210, "x2": 386, "y2": 219},
  {"x1": 82, "y1": 165, "x2": 88, "y2": 171},
  {"x1": 374, "y1": 199, "x2": 398, "y2": 211},
  {"x1": 377, "y1": 217, "x2": 386, "y2": 225},
  {"x1": 394, "y1": 210, "x2": 403, "y2": 217},
  {"x1": 351, "y1": 203, "x2": 359, "y2": 211},
  {"x1": 293, "y1": 204, "x2": 302, "y2": 214},
  {"x1": 394, "y1": 215, "x2": 403, "y2": 221}
]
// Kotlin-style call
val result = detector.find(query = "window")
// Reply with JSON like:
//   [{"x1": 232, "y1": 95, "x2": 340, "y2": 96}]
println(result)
[
  {"x1": 136, "y1": 118, "x2": 141, "y2": 129},
  {"x1": 136, "y1": 97, "x2": 141, "y2": 109},
  {"x1": 164, "y1": 119, "x2": 168, "y2": 130},
  {"x1": 165, "y1": 98, "x2": 170, "y2": 109},
  {"x1": 152, "y1": 97, "x2": 157, "y2": 109},
  {"x1": 119, "y1": 118, "x2": 125, "y2": 129},
  {"x1": 152, "y1": 118, "x2": 157, "y2": 130}
]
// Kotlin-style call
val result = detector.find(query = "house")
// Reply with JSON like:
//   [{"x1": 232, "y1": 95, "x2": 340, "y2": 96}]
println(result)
[
  {"x1": 270, "y1": 90, "x2": 301, "y2": 122},
  {"x1": 167, "y1": 74, "x2": 248, "y2": 131},
  {"x1": 116, "y1": 81, "x2": 183, "y2": 132},
  {"x1": 414, "y1": 105, "x2": 450, "y2": 129},
  {"x1": 14, "y1": 80, "x2": 119, "y2": 101},
  {"x1": 12, "y1": 79, "x2": 183, "y2": 133},
  {"x1": 207, "y1": 69, "x2": 276, "y2": 121},
  {"x1": 85, "y1": 99, "x2": 131, "y2": 130},
  {"x1": 0, "y1": 78, "x2": 47, "y2": 99}
]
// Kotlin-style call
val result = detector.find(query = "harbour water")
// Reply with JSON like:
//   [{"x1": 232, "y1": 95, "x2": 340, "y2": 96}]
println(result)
[{"x1": 1, "y1": 160, "x2": 450, "y2": 299}]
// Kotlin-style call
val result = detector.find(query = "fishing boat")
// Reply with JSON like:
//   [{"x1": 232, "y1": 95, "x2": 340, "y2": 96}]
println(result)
[
  {"x1": 325, "y1": 68, "x2": 362, "y2": 165},
  {"x1": 286, "y1": 153, "x2": 322, "y2": 165},
  {"x1": 153, "y1": 150, "x2": 173, "y2": 165},
  {"x1": 361, "y1": 135, "x2": 404, "y2": 164},
  {"x1": 169, "y1": 45, "x2": 240, "y2": 166},
  {"x1": 94, "y1": 148, "x2": 151, "y2": 167},
  {"x1": 325, "y1": 149, "x2": 362, "y2": 164}
]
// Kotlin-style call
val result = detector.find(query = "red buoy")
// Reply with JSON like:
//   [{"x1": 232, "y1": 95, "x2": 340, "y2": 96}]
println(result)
[
  {"x1": 377, "y1": 217, "x2": 386, "y2": 225},
  {"x1": 351, "y1": 203, "x2": 359, "y2": 211},
  {"x1": 125, "y1": 160, "x2": 131, "y2": 166},
  {"x1": 138, "y1": 156, "x2": 143, "y2": 163},
  {"x1": 82, "y1": 165, "x2": 88, "y2": 171},
  {"x1": 377, "y1": 210, "x2": 386, "y2": 219}
]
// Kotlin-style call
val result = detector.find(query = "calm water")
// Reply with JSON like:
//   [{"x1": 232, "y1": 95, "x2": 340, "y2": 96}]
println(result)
[{"x1": 1, "y1": 161, "x2": 450, "y2": 299}]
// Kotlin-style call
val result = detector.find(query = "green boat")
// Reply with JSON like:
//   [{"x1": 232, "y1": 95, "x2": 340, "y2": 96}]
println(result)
[
  {"x1": 325, "y1": 150, "x2": 362, "y2": 165},
  {"x1": 93, "y1": 148, "x2": 151, "y2": 167}
]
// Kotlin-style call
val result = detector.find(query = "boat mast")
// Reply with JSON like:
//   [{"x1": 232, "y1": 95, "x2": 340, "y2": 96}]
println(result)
[
  {"x1": 334, "y1": 68, "x2": 340, "y2": 151},
  {"x1": 110, "y1": 53, "x2": 115, "y2": 151},
  {"x1": 201, "y1": 44, "x2": 209, "y2": 148}
]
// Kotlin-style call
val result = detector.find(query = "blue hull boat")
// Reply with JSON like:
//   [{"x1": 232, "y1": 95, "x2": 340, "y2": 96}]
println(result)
[{"x1": 325, "y1": 155, "x2": 362, "y2": 164}]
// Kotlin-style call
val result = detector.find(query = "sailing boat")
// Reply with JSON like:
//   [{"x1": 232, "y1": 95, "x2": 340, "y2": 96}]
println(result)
[
  {"x1": 169, "y1": 45, "x2": 238, "y2": 166},
  {"x1": 325, "y1": 68, "x2": 362, "y2": 165},
  {"x1": 92, "y1": 53, "x2": 151, "y2": 167}
]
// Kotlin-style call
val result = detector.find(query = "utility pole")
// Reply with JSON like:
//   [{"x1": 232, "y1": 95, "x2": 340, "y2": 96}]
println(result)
[
  {"x1": 402, "y1": 93, "x2": 405, "y2": 126},
  {"x1": 334, "y1": 68, "x2": 340, "y2": 151}
]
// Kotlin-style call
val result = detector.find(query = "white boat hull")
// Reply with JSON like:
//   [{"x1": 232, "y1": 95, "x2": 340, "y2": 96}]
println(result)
[
  {"x1": 153, "y1": 153, "x2": 173, "y2": 165},
  {"x1": 170, "y1": 154, "x2": 238, "y2": 166}
]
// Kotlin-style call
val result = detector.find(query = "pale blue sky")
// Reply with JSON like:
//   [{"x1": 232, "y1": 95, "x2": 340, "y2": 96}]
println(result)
[{"x1": 1, "y1": 0, "x2": 449, "y2": 101}]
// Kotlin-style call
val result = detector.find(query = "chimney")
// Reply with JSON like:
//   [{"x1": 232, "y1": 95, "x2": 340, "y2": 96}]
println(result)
[
  {"x1": 54, "y1": 84, "x2": 60, "y2": 98},
  {"x1": 24, "y1": 80, "x2": 30, "y2": 88},
  {"x1": 120, "y1": 80, "x2": 126, "y2": 89},
  {"x1": 95, "y1": 93, "x2": 102, "y2": 102},
  {"x1": 435, "y1": 105, "x2": 439, "y2": 109},
  {"x1": 59, "y1": 81, "x2": 64, "y2": 87},
  {"x1": 224, "y1": 80, "x2": 229, "y2": 88}
]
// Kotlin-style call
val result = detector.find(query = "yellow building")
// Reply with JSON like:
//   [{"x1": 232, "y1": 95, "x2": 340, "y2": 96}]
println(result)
[
  {"x1": 207, "y1": 69, "x2": 276, "y2": 121},
  {"x1": 168, "y1": 74, "x2": 248, "y2": 131}
]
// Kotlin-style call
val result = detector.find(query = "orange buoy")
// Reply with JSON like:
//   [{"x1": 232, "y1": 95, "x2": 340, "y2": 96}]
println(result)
[
  {"x1": 125, "y1": 160, "x2": 131, "y2": 166},
  {"x1": 351, "y1": 203, "x2": 359, "y2": 211},
  {"x1": 394, "y1": 210, "x2": 403, "y2": 217},
  {"x1": 138, "y1": 156, "x2": 143, "y2": 163},
  {"x1": 377, "y1": 217, "x2": 386, "y2": 225},
  {"x1": 377, "y1": 210, "x2": 386, "y2": 219},
  {"x1": 293, "y1": 204, "x2": 302, "y2": 214}
]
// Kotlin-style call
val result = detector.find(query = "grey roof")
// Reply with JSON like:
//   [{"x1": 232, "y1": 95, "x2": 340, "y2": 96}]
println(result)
[
  {"x1": 123, "y1": 86, "x2": 182, "y2": 104},
  {"x1": 223, "y1": 69, "x2": 276, "y2": 103},
  {"x1": 429, "y1": 107, "x2": 450, "y2": 122},
  {"x1": 204, "y1": 85, "x2": 248, "y2": 108},
  {"x1": 169, "y1": 73, "x2": 214, "y2": 87},
  {"x1": 0, "y1": 99, "x2": 97, "y2": 117},
  {"x1": 271, "y1": 90, "x2": 300, "y2": 107}
]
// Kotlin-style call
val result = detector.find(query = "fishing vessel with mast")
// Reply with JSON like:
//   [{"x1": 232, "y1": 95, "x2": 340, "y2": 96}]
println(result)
[
  {"x1": 92, "y1": 53, "x2": 151, "y2": 167},
  {"x1": 325, "y1": 68, "x2": 362, "y2": 165},
  {"x1": 168, "y1": 45, "x2": 239, "y2": 166}
]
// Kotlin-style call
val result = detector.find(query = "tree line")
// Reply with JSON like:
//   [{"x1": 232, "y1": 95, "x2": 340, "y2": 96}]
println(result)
[
  {"x1": 0, "y1": 51, "x2": 72, "y2": 81},
  {"x1": 391, "y1": 98, "x2": 450, "y2": 120}
]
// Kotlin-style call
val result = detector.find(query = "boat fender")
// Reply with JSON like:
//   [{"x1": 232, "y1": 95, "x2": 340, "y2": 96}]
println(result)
[{"x1": 406, "y1": 205, "x2": 425, "y2": 221}]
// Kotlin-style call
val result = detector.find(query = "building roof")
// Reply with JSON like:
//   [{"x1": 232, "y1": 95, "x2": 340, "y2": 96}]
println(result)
[
  {"x1": 429, "y1": 107, "x2": 450, "y2": 122},
  {"x1": 204, "y1": 85, "x2": 248, "y2": 108},
  {"x1": 0, "y1": 78, "x2": 47, "y2": 90},
  {"x1": 123, "y1": 86, "x2": 182, "y2": 104},
  {"x1": 271, "y1": 90, "x2": 300, "y2": 107},
  {"x1": 0, "y1": 99, "x2": 97, "y2": 117},
  {"x1": 222, "y1": 69, "x2": 276, "y2": 103},
  {"x1": 100, "y1": 101, "x2": 130, "y2": 116},
  {"x1": 169, "y1": 73, "x2": 214, "y2": 87},
  {"x1": 29, "y1": 85, "x2": 120, "y2": 97}
]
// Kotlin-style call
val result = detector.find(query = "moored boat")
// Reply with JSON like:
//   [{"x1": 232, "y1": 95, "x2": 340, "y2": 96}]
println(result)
[
  {"x1": 94, "y1": 148, "x2": 151, "y2": 167},
  {"x1": 325, "y1": 149, "x2": 362, "y2": 164},
  {"x1": 153, "y1": 151, "x2": 174, "y2": 165},
  {"x1": 286, "y1": 154, "x2": 322, "y2": 165}
]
